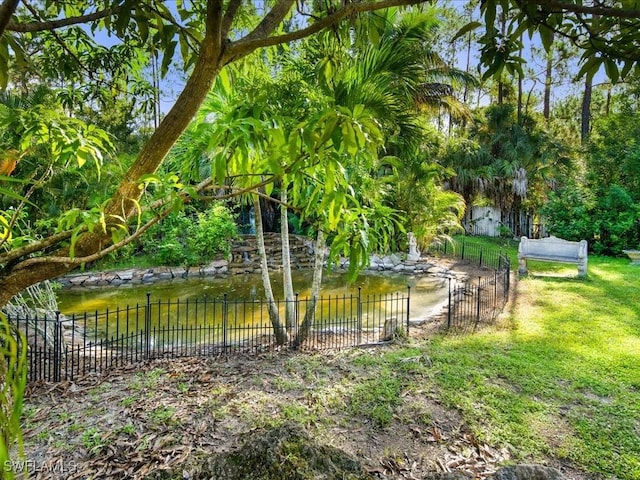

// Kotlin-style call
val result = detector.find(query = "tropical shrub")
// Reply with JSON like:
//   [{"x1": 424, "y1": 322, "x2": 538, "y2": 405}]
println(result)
[
  {"x1": 143, "y1": 203, "x2": 238, "y2": 266},
  {"x1": 542, "y1": 183, "x2": 640, "y2": 254},
  {"x1": 0, "y1": 313, "x2": 27, "y2": 480},
  {"x1": 188, "y1": 204, "x2": 239, "y2": 261}
]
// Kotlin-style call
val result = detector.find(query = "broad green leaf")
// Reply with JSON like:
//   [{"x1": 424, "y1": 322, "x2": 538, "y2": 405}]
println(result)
[
  {"x1": 577, "y1": 56, "x2": 602, "y2": 80},
  {"x1": 452, "y1": 21, "x2": 482, "y2": 41},
  {"x1": 539, "y1": 26, "x2": 554, "y2": 52}
]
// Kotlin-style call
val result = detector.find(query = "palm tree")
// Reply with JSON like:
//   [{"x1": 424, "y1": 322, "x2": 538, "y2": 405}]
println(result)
[{"x1": 442, "y1": 104, "x2": 573, "y2": 234}]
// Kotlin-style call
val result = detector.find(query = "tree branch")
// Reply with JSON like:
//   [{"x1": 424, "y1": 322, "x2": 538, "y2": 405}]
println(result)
[
  {"x1": 0, "y1": 0, "x2": 19, "y2": 37},
  {"x1": 16, "y1": 210, "x2": 167, "y2": 268},
  {"x1": 222, "y1": 0, "x2": 243, "y2": 39},
  {"x1": 7, "y1": 5, "x2": 115, "y2": 32},
  {"x1": 0, "y1": 231, "x2": 73, "y2": 266},
  {"x1": 226, "y1": 0, "x2": 429, "y2": 61},
  {"x1": 209, "y1": 0, "x2": 224, "y2": 56},
  {"x1": 527, "y1": 0, "x2": 640, "y2": 20},
  {"x1": 242, "y1": 0, "x2": 296, "y2": 44},
  {"x1": 6, "y1": 176, "x2": 215, "y2": 269}
]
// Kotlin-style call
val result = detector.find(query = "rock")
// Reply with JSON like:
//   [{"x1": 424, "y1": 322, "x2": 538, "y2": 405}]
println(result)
[
  {"x1": 187, "y1": 268, "x2": 201, "y2": 278},
  {"x1": 144, "y1": 423, "x2": 373, "y2": 480},
  {"x1": 117, "y1": 270, "x2": 135, "y2": 281},
  {"x1": 388, "y1": 253, "x2": 402, "y2": 266},
  {"x1": 201, "y1": 266, "x2": 218, "y2": 276},
  {"x1": 86, "y1": 275, "x2": 103, "y2": 285},
  {"x1": 169, "y1": 267, "x2": 186, "y2": 278},
  {"x1": 208, "y1": 259, "x2": 228, "y2": 268},
  {"x1": 489, "y1": 465, "x2": 565, "y2": 480},
  {"x1": 68, "y1": 275, "x2": 90, "y2": 286},
  {"x1": 380, "y1": 317, "x2": 401, "y2": 341},
  {"x1": 142, "y1": 272, "x2": 155, "y2": 282},
  {"x1": 423, "y1": 473, "x2": 473, "y2": 480}
]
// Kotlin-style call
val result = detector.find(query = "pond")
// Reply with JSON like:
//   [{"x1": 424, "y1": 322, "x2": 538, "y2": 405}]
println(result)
[
  {"x1": 57, "y1": 270, "x2": 449, "y2": 319},
  {"x1": 55, "y1": 270, "x2": 450, "y2": 348}
]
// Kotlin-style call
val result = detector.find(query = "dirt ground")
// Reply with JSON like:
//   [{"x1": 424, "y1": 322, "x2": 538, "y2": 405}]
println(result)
[{"x1": 18, "y1": 261, "x2": 594, "y2": 480}]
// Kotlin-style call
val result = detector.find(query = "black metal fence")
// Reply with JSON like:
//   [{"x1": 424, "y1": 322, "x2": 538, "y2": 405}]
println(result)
[
  {"x1": 427, "y1": 237, "x2": 508, "y2": 271},
  {"x1": 445, "y1": 256, "x2": 510, "y2": 331},
  {"x1": 9, "y1": 289, "x2": 410, "y2": 382},
  {"x1": 427, "y1": 238, "x2": 512, "y2": 331}
]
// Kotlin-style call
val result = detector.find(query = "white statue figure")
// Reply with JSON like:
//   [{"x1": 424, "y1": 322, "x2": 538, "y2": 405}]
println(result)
[{"x1": 407, "y1": 232, "x2": 420, "y2": 261}]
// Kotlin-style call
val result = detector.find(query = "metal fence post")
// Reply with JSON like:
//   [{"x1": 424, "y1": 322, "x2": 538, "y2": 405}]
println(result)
[
  {"x1": 475, "y1": 276, "x2": 482, "y2": 325},
  {"x1": 53, "y1": 311, "x2": 62, "y2": 382},
  {"x1": 447, "y1": 278, "x2": 452, "y2": 330},
  {"x1": 222, "y1": 293, "x2": 228, "y2": 350},
  {"x1": 405, "y1": 286, "x2": 411, "y2": 336},
  {"x1": 294, "y1": 292, "x2": 300, "y2": 344},
  {"x1": 357, "y1": 287, "x2": 362, "y2": 345},
  {"x1": 144, "y1": 293, "x2": 151, "y2": 359}
]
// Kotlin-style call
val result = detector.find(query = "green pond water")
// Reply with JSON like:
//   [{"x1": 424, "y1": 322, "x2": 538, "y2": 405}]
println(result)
[{"x1": 56, "y1": 270, "x2": 449, "y2": 345}]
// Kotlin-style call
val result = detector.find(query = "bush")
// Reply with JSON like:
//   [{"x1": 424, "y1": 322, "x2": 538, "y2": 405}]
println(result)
[
  {"x1": 143, "y1": 203, "x2": 239, "y2": 266},
  {"x1": 542, "y1": 183, "x2": 640, "y2": 255},
  {"x1": 592, "y1": 185, "x2": 640, "y2": 255},
  {"x1": 188, "y1": 204, "x2": 239, "y2": 261}
]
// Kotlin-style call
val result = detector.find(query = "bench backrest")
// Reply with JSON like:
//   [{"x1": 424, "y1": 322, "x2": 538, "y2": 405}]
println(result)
[{"x1": 519, "y1": 236, "x2": 587, "y2": 259}]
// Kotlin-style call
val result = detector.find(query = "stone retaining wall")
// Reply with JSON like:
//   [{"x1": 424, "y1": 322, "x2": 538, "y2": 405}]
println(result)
[{"x1": 56, "y1": 233, "x2": 463, "y2": 289}]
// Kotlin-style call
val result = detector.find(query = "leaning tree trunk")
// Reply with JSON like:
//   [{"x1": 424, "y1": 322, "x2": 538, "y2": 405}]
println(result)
[
  {"x1": 280, "y1": 182, "x2": 296, "y2": 335},
  {"x1": 254, "y1": 196, "x2": 288, "y2": 345},
  {"x1": 293, "y1": 229, "x2": 325, "y2": 349},
  {"x1": 543, "y1": 40, "x2": 554, "y2": 123},
  {"x1": 581, "y1": 73, "x2": 593, "y2": 145}
]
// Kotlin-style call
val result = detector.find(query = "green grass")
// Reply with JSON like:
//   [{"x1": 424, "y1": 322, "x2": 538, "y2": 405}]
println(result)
[
  {"x1": 420, "y1": 252, "x2": 640, "y2": 478},
  {"x1": 339, "y1": 242, "x2": 639, "y2": 477}
]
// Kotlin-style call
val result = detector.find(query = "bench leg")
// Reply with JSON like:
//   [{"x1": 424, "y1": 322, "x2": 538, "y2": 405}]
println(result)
[
  {"x1": 578, "y1": 260, "x2": 587, "y2": 277},
  {"x1": 518, "y1": 257, "x2": 528, "y2": 276}
]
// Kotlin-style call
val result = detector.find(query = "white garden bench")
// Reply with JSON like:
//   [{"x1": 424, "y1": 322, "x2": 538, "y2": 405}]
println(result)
[{"x1": 518, "y1": 236, "x2": 588, "y2": 277}]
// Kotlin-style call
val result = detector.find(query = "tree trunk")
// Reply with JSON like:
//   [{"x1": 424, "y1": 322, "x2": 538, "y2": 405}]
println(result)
[
  {"x1": 543, "y1": 42, "x2": 554, "y2": 122},
  {"x1": 293, "y1": 229, "x2": 325, "y2": 349},
  {"x1": 581, "y1": 73, "x2": 593, "y2": 145},
  {"x1": 517, "y1": 46, "x2": 523, "y2": 124},
  {"x1": 254, "y1": 196, "x2": 288, "y2": 345},
  {"x1": 280, "y1": 182, "x2": 296, "y2": 335}
]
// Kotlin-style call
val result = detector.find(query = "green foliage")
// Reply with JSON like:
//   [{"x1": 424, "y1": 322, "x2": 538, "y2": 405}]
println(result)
[
  {"x1": 143, "y1": 203, "x2": 238, "y2": 266},
  {"x1": 189, "y1": 204, "x2": 240, "y2": 261},
  {"x1": 0, "y1": 313, "x2": 28, "y2": 480},
  {"x1": 0, "y1": 90, "x2": 116, "y2": 254},
  {"x1": 443, "y1": 103, "x2": 573, "y2": 217},
  {"x1": 465, "y1": 0, "x2": 640, "y2": 84},
  {"x1": 542, "y1": 183, "x2": 640, "y2": 254},
  {"x1": 587, "y1": 103, "x2": 640, "y2": 202},
  {"x1": 541, "y1": 183, "x2": 595, "y2": 242}
]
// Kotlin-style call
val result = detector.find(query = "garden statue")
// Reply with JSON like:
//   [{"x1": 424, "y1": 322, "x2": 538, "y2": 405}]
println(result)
[{"x1": 407, "y1": 232, "x2": 420, "y2": 261}]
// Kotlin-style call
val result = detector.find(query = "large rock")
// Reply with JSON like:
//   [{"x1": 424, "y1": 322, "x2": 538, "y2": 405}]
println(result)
[
  {"x1": 490, "y1": 465, "x2": 565, "y2": 480},
  {"x1": 145, "y1": 423, "x2": 373, "y2": 480}
]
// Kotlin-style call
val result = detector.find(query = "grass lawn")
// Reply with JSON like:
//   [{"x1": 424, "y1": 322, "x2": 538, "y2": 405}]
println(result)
[{"x1": 425, "y1": 239, "x2": 640, "y2": 477}]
